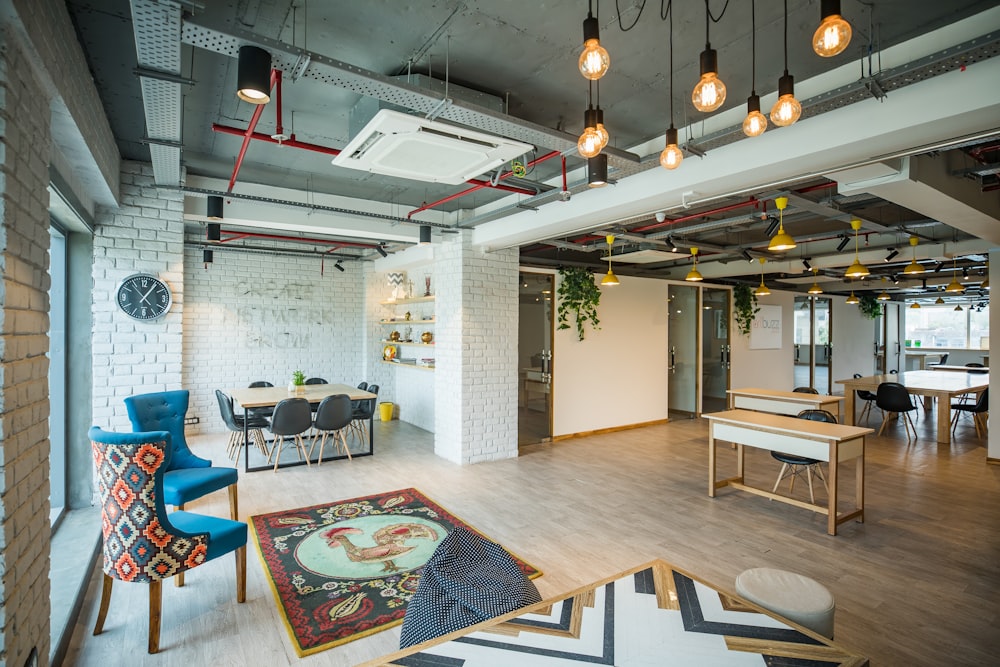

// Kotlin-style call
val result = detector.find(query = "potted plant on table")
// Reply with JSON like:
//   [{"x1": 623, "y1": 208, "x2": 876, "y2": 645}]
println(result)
[{"x1": 289, "y1": 370, "x2": 306, "y2": 395}]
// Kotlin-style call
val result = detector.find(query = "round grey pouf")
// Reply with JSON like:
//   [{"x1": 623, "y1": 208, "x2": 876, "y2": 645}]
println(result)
[{"x1": 735, "y1": 567, "x2": 835, "y2": 638}]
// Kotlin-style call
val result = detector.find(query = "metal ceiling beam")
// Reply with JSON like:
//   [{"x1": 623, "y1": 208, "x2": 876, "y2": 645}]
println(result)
[
  {"x1": 180, "y1": 15, "x2": 642, "y2": 170},
  {"x1": 780, "y1": 193, "x2": 895, "y2": 233}
]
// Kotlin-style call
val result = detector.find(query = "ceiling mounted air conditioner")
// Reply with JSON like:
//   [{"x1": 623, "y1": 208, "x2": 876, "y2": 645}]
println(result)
[{"x1": 332, "y1": 109, "x2": 533, "y2": 185}]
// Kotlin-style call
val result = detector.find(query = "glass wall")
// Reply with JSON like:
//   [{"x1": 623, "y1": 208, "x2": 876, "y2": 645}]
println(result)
[{"x1": 905, "y1": 305, "x2": 990, "y2": 348}]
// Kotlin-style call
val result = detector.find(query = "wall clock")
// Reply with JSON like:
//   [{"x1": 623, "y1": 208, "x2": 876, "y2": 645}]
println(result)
[{"x1": 116, "y1": 273, "x2": 172, "y2": 321}]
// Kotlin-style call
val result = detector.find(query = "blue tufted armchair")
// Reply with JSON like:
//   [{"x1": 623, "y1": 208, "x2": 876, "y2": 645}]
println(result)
[
  {"x1": 125, "y1": 390, "x2": 239, "y2": 585},
  {"x1": 89, "y1": 426, "x2": 246, "y2": 653}
]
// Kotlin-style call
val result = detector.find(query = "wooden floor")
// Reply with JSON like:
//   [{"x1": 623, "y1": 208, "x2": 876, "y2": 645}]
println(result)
[{"x1": 63, "y1": 409, "x2": 1000, "y2": 666}]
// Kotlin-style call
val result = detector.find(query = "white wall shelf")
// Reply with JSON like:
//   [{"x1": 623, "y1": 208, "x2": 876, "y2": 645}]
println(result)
[{"x1": 379, "y1": 296, "x2": 435, "y2": 305}]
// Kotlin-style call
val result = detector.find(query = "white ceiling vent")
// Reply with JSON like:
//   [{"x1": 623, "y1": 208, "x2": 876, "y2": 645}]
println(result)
[{"x1": 332, "y1": 109, "x2": 533, "y2": 185}]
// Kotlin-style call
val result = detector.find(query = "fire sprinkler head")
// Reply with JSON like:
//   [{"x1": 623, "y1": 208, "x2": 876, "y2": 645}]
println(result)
[{"x1": 559, "y1": 190, "x2": 571, "y2": 202}]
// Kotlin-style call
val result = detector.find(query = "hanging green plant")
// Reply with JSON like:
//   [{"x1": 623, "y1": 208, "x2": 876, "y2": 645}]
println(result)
[
  {"x1": 557, "y1": 267, "x2": 602, "y2": 341},
  {"x1": 733, "y1": 284, "x2": 759, "y2": 336},
  {"x1": 857, "y1": 293, "x2": 882, "y2": 320}
]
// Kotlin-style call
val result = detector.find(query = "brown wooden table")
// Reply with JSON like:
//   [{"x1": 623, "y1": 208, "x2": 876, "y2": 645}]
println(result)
[
  {"x1": 229, "y1": 383, "x2": 377, "y2": 472},
  {"x1": 836, "y1": 371, "x2": 988, "y2": 445},
  {"x1": 728, "y1": 387, "x2": 844, "y2": 419}
]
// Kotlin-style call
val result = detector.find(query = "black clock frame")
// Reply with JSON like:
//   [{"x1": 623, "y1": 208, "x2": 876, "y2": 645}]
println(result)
[{"x1": 116, "y1": 273, "x2": 172, "y2": 321}]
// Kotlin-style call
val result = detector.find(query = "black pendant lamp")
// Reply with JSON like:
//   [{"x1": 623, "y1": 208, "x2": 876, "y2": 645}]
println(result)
[
  {"x1": 207, "y1": 195, "x2": 224, "y2": 221},
  {"x1": 237, "y1": 45, "x2": 272, "y2": 104},
  {"x1": 588, "y1": 154, "x2": 608, "y2": 187}
]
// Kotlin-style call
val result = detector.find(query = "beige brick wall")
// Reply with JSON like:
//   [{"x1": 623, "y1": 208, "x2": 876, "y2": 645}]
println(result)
[{"x1": 0, "y1": 24, "x2": 54, "y2": 667}]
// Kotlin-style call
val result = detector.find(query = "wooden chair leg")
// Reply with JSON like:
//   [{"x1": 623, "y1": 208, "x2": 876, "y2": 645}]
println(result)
[
  {"x1": 772, "y1": 463, "x2": 789, "y2": 494},
  {"x1": 148, "y1": 579, "x2": 162, "y2": 654},
  {"x1": 229, "y1": 483, "x2": 239, "y2": 521},
  {"x1": 814, "y1": 464, "x2": 829, "y2": 493},
  {"x1": 93, "y1": 573, "x2": 113, "y2": 636},
  {"x1": 339, "y1": 429, "x2": 352, "y2": 460},
  {"x1": 272, "y1": 436, "x2": 283, "y2": 472},
  {"x1": 296, "y1": 434, "x2": 311, "y2": 466},
  {"x1": 877, "y1": 412, "x2": 892, "y2": 437},
  {"x1": 236, "y1": 545, "x2": 247, "y2": 603},
  {"x1": 805, "y1": 467, "x2": 815, "y2": 504},
  {"x1": 175, "y1": 504, "x2": 186, "y2": 587}
]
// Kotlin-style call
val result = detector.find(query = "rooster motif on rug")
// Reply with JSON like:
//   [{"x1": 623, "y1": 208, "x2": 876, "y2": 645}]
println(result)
[{"x1": 322, "y1": 523, "x2": 439, "y2": 573}]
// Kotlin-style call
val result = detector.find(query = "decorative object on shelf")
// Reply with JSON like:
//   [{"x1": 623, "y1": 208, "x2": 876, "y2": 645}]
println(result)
[
  {"x1": 387, "y1": 271, "x2": 406, "y2": 301},
  {"x1": 424, "y1": 274, "x2": 432, "y2": 297},
  {"x1": 404, "y1": 326, "x2": 413, "y2": 342},
  {"x1": 404, "y1": 311, "x2": 412, "y2": 321},
  {"x1": 407, "y1": 279, "x2": 415, "y2": 298},
  {"x1": 733, "y1": 284, "x2": 759, "y2": 337},
  {"x1": 420, "y1": 331, "x2": 434, "y2": 344},
  {"x1": 383, "y1": 345, "x2": 397, "y2": 361},
  {"x1": 389, "y1": 331, "x2": 401, "y2": 342},
  {"x1": 289, "y1": 370, "x2": 306, "y2": 395},
  {"x1": 557, "y1": 266, "x2": 601, "y2": 341},
  {"x1": 858, "y1": 293, "x2": 881, "y2": 319}
]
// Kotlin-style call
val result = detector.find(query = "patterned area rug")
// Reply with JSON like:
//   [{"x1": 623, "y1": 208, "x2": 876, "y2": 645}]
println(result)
[{"x1": 250, "y1": 488, "x2": 542, "y2": 656}]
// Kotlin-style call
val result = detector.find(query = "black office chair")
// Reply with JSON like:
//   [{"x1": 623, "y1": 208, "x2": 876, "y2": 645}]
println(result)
[
  {"x1": 215, "y1": 389, "x2": 269, "y2": 459},
  {"x1": 951, "y1": 387, "x2": 989, "y2": 437},
  {"x1": 309, "y1": 394, "x2": 354, "y2": 464},
  {"x1": 875, "y1": 382, "x2": 918, "y2": 440},
  {"x1": 248, "y1": 380, "x2": 275, "y2": 420},
  {"x1": 965, "y1": 363, "x2": 986, "y2": 368},
  {"x1": 357, "y1": 381, "x2": 369, "y2": 391},
  {"x1": 853, "y1": 373, "x2": 878, "y2": 424},
  {"x1": 793, "y1": 386, "x2": 819, "y2": 394},
  {"x1": 267, "y1": 398, "x2": 313, "y2": 472},
  {"x1": 350, "y1": 384, "x2": 379, "y2": 444},
  {"x1": 931, "y1": 352, "x2": 949, "y2": 367},
  {"x1": 770, "y1": 409, "x2": 835, "y2": 504},
  {"x1": 305, "y1": 377, "x2": 328, "y2": 384}
]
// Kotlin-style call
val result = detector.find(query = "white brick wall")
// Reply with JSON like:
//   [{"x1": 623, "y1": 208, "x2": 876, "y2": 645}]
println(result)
[
  {"x1": 434, "y1": 231, "x2": 519, "y2": 464},
  {"x1": 91, "y1": 162, "x2": 184, "y2": 431},
  {"x1": 0, "y1": 27, "x2": 53, "y2": 666},
  {"x1": 183, "y1": 240, "x2": 365, "y2": 433}
]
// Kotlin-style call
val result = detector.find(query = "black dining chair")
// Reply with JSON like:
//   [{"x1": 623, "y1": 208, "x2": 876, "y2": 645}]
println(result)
[
  {"x1": 248, "y1": 380, "x2": 275, "y2": 420},
  {"x1": 215, "y1": 389, "x2": 269, "y2": 460},
  {"x1": 350, "y1": 384, "x2": 379, "y2": 444},
  {"x1": 875, "y1": 382, "x2": 918, "y2": 439},
  {"x1": 770, "y1": 409, "x2": 835, "y2": 504},
  {"x1": 357, "y1": 381, "x2": 369, "y2": 391},
  {"x1": 267, "y1": 398, "x2": 313, "y2": 472},
  {"x1": 305, "y1": 377, "x2": 328, "y2": 385},
  {"x1": 309, "y1": 394, "x2": 354, "y2": 464},
  {"x1": 853, "y1": 373, "x2": 878, "y2": 424},
  {"x1": 793, "y1": 386, "x2": 819, "y2": 394},
  {"x1": 951, "y1": 387, "x2": 989, "y2": 437}
]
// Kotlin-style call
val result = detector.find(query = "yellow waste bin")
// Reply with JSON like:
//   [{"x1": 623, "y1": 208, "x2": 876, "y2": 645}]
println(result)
[{"x1": 379, "y1": 402, "x2": 394, "y2": 421}]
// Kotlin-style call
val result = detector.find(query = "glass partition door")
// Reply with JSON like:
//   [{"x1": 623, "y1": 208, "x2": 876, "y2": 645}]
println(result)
[
  {"x1": 668, "y1": 285, "x2": 698, "y2": 418},
  {"x1": 701, "y1": 287, "x2": 730, "y2": 413},
  {"x1": 518, "y1": 272, "x2": 553, "y2": 446}
]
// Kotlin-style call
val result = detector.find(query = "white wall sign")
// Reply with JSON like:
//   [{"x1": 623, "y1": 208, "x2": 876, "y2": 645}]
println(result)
[{"x1": 750, "y1": 304, "x2": 782, "y2": 349}]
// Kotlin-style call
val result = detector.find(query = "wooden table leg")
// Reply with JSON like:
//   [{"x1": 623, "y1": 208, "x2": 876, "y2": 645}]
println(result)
[
  {"x1": 844, "y1": 389, "x2": 856, "y2": 426},
  {"x1": 708, "y1": 428, "x2": 716, "y2": 497},
  {"x1": 856, "y1": 439, "x2": 865, "y2": 524},
  {"x1": 936, "y1": 392, "x2": 952, "y2": 445},
  {"x1": 827, "y1": 440, "x2": 838, "y2": 536},
  {"x1": 737, "y1": 443, "x2": 745, "y2": 483}
]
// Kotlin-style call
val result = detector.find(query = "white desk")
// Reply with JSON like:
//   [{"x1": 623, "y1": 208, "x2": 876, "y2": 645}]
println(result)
[
  {"x1": 728, "y1": 387, "x2": 843, "y2": 419},
  {"x1": 705, "y1": 409, "x2": 872, "y2": 536}
]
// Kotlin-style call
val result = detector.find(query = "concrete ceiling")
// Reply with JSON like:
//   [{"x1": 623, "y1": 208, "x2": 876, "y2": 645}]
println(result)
[{"x1": 64, "y1": 0, "x2": 1000, "y2": 302}]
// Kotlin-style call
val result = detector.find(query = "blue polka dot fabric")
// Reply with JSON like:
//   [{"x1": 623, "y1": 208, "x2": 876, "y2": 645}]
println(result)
[{"x1": 399, "y1": 526, "x2": 541, "y2": 648}]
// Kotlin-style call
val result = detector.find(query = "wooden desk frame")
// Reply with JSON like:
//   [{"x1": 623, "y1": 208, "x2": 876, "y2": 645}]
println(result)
[
  {"x1": 706, "y1": 409, "x2": 871, "y2": 536},
  {"x1": 728, "y1": 387, "x2": 844, "y2": 418}
]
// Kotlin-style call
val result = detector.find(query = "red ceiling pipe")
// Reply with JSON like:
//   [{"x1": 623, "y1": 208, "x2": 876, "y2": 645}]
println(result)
[
  {"x1": 407, "y1": 150, "x2": 561, "y2": 218},
  {"x1": 214, "y1": 124, "x2": 343, "y2": 156},
  {"x1": 219, "y1": 228, "x2": 379, "y2": 248},
  {"x1": 227, "y1": 69, "x2": 280, "y2": 192},
  {"x1": 795, "y1": 181, "x2": 837, "y2": 194}
]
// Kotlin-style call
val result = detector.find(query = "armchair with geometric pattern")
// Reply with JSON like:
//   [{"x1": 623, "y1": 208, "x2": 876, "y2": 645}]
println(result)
[{"x1": 89, "y1": 426, "x2": 247, "y2": 653}]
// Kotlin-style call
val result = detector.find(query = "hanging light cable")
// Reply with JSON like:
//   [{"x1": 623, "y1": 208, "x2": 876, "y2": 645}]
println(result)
[
  {"x1": 903, "y1": 235, "x2": 924, "y2": 274},
  {"x1": 807, "y1": 268, "x2": 823, "y2": 295},
  {"x1": 743, "y1": 0, "x2": 767, "y2": 137},
  {"x1": 685, "y1": 247, "x2": 704, "y2": 282},
  {"x1": 602, "y1": 234, "x2": 620, "y2": 285},
  {"x1": 771, "y1": 0, "x2": 802, "y2": 127},
  {"x1": 660, "y1": 4, "x2": 683, "y2": 170},
  {"x1": 767, "y1": 196, "x2": 796, "y2": 251},
  {"x1": 813, "y1": 0, "x2": 853, "y2": 57},
  {"x1": 579, "y1": 0, "x2": 610, "y2": 80},
  {"x1": 844, "y1": 219, "x2": 869, "y2": 278},
  {"x1": 754, "y1": 258, "x2": 770, "y2": 296},
  {"x1": 691, "y1": 0, "x2": 726, "y2": 112}
]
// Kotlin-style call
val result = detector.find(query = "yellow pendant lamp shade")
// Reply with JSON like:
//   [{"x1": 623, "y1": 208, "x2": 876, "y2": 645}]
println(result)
[
  {"x1": 845, "y1": 292, "x2": 859, "y2": 305},
  {"x1": 903, "y1": 235, "x2": 924, "y2": 275},
  {"x1": 844, "y1": 218, "x2": 869, "y2": 278},
  {"x1": 954, "y1": 304, "x2": 963, "y2": 311},
  {"x1": 910, "y1": 302, "x2": 921, "y2": 309},
  {"x1": 934, "y1": 296, "x2": 945, "y2": 305},
  {"x1": 754, "y1": 258, "x2": 770, "y2": 296},
  {"x1": 767, "y1": 196, "x2": 795, "y2": 251},
  {"x1": 685, "y1": 247, "x2": 704, "y2": 282},
  {"x1": 877, "y1": 290, "x2": 891, "y2": 301},
  {"x1": 807, "y1": 268, "x2": 823, "y2": 294},
  {"x1": 601, "y1": 234, "x2": 620, "y2": 286},
  {"x1": 945, "y1": 258, "x2": 965, "y2": 293}
]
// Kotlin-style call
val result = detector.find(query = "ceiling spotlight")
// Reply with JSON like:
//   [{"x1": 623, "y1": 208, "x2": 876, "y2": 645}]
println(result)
[
  {"x1": 742, "y1": 249, "x2": 753, "y2": 263},
  {"x1": 588, "y1": 154, "x2": 608, "y2": 187},
  {"x1": 602, "y1": 234, "x2": 620, "y2": 286},
  {"x1": 802, "y1": 259, "x2": 812, "y2": 271},
  {"x1": 813, "y1": 0, "x2": 853, "y2": 58},
  {"x1": 836, "y1": 236, "x2": 849, "y2": 252},
  {"x1": 685, "y1": 247, "x2": 703, "y2": 282},
  {"x1": 579, "y1": 3, "x2": 610, "y2": 80},
  {"x1": 334, "y1": 261, "x2": 345, "y2": 272},
  {"x1": 419, "y1": 225, "x2": 432, "y2": 245},
  {"x1": 934, "y1": 261, "x2": 944, "y2": 273},
  {"x1": 376, "y1": 245, "x2": 388, "y2": 258},
  {"x1": 903, "y1": 236, "x2": 924, "y2": 274},
  {"x1": 207, "y1": 222, "x2": 221, "y2": 241},
  {"x1": 884, "y1": 249, "x2": 898, "y2": 262},
  {"x1": 691, "y1": 2, "x2": 726, "y2": 113},
  {"x1": 765, "y1": 218, "x2": 780, "y2": 237},
  {"x1": 891, "y1": 274, "x2": 900, "y2": 284},
  {"x1": 667, "y1": 236, "x2": 678, "y2": 252},
  {"x1": 236, "y1": 45, "x2": 272, "y2": 104},
  {"x1": 207, "y1": 195, "x2": 224, "y2": 221}
]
